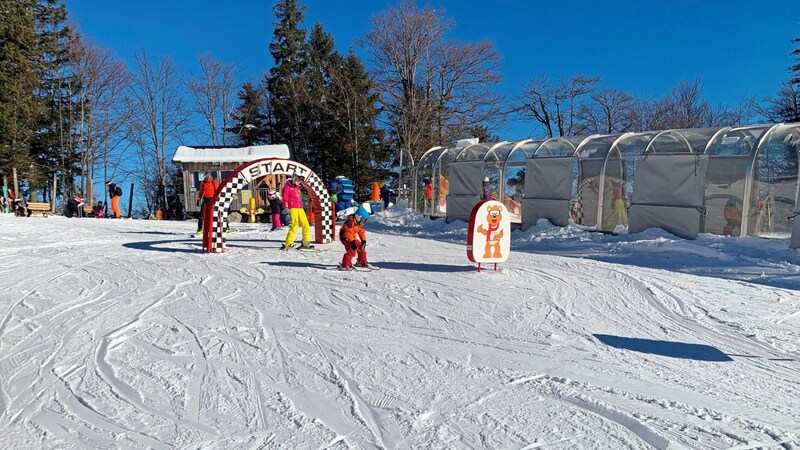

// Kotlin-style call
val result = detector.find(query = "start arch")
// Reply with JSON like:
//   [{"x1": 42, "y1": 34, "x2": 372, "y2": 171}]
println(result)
[{"x1": 202, "y1": 158, "x2": 335, "y2": 253}]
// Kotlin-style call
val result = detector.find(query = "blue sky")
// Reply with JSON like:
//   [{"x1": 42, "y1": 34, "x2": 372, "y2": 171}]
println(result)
[{"x1": 68, "y1": 0, "x2": 800, "y2": 140}]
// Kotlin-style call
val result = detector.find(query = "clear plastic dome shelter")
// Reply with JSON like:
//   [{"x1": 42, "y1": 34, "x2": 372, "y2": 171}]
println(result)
[
  {"x1": 627, "y1": 128, "x2": 724, "y2": 239},
  {"x1": 414, "y1": 146, "x2": 460, "y2": 217},
  {"x1": 521, "y1": 136, "x2": 585, "y2": 228},
  {"x1": 443, "y1": 142, "x2": 497, "y2": 222},
  {"x1": 572, "y1": 132, "x2": 658, "y2": 232},
  {"x1": 746, "y1": 124, "x2": 800, "y2": 246},
  {"x1": 414, "y1": 146, "x2": 445, "y2": 215},
  {"x1": 412, "y1": 122, "x2": 800, "y2": 248},
  {"x1": 501, "y1": 140, "x2": 542, "y2": 223}
]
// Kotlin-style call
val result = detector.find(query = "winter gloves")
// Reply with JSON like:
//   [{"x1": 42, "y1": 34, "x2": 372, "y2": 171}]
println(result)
[{"x1": 347, "y1": 240, "x2": 366, "y2": 250}]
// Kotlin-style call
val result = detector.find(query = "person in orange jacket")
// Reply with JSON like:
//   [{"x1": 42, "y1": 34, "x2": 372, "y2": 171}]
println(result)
[
  {"x1": 338, "y1": 204, "x2": 372, "y2": 270},
  {"x1": 422, "y1": 178, "x2": 433, "y2": 213},
  {"x1": 196, "y1": 171, "x2": 219, "y2": 235}
]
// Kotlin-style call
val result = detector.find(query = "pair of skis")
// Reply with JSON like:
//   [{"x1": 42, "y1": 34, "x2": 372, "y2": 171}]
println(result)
[
  {"x1": 278, "y1": 244, "x2": 380, "y2": 271},
  {"x1": 280, "y1": 243, "x2": 323, "y2": 251},
  {"x1": 336, "y1": 264, "x2": 379, "y2": 272}
]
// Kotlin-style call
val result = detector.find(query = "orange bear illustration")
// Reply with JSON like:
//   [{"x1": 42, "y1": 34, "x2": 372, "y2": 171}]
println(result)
[{"x1": 476, "y1": 204, "x2": 504, "y2": 259}]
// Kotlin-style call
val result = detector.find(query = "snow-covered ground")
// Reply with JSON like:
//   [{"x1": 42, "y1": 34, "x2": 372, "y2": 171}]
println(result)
[{"x1": 1, "y1": 207, "x2": 798, "y2": 449}]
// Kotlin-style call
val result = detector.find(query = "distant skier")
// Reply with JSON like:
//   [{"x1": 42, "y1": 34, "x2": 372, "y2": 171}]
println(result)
[
  {"x1": 65, "y1": 195, "x2": 85, "y2": 218},
  {"x1": 380, "y1": 182, "x2": 391, "y2": 209},
  {"x1": 338, "y1": 204, "x2": 372, "y2": 270},
  {"x1": 268, "y1": 190, "x2": 283, "y2": 231},
  {"x1": 482, "y1": 176, "x2": 494, "y2": 201},
  {"x1": 92, "y1": 201, "x2": 105, "y2": 218},
  {"x1": 107, "y1": 182, "x2": 122, "y2": 218},
  {"x1": 196, "y1": 172, "x2": 218, "y2": 235}
]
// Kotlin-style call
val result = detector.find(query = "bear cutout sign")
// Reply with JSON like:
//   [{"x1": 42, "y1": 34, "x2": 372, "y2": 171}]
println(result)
[{"x1": 466, "y1": 200, "x2": 511, "y2": 268}]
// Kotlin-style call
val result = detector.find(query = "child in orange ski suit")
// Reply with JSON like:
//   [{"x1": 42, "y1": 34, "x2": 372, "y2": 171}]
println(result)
[{"x1": 339, "y1": 206, "x2": 369, "y2": 269}]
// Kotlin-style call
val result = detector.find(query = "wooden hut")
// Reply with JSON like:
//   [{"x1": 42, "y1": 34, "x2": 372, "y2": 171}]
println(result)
[{"x1": 172, "y1": 144, "x2": 291, "y2": 217}]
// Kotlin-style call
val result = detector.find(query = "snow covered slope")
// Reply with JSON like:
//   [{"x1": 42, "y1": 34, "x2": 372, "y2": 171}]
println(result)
[{"x1": 0, "y1": 209, "x2": 798, "y2": 449}]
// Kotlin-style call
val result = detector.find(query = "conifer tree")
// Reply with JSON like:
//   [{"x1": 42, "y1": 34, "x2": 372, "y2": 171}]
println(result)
[
  {"x1": 304, "y1": 23, "x2": 337, "y2": 178},
  {"x1": 0, "y1": 0, "x2": 40, "y2": 188},
  {"x1": 31, "y1": 0, "x2": 72, "y2": 202},
  {"x1": 266, "y1": 0, "x2": 309, "y2": 160},
  {"x1": 228, "y1": 81, "x2": 272, "y2": 146},
  {"x1": 0, "y1": 0, "x2": 72, "y2": 201},
  {"x1": 327, "y1": 50, "x2": 387, "y2": 192},
  {"x1": 256, "y1": 0, "x2": 388, "y2": 191},
  {"x1": 761, "y1": 38, "x2": 800, "y2": 123}
]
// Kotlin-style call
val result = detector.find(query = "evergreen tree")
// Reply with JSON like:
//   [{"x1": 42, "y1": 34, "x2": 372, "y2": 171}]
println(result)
[
  {"x1": 0, "y1": 0, "x2": 40, "y2": 188},
  {"x1": 791, "y1": 37, "x2": 800, "y2": 86},
  {"x1": 761, "y1": 38, "x2": 800, "y2": 123},
  {"x1": 304, "y1": 23, "x2": 337, "y2": 178},
  {"x1": 22, "y1": 0, "x2": 73, "y2": 204},
  {"x1": 256, "y1": 0, "x2": 389, "y2": 192},
  {"x1": 0, "y1": 0, "x2": 71, "y2": 202},
  {"x1": 327, "y1": 50, "x2": 387, "y2": 193},
  {"x1": 228, "y1": 81, "x2": 272, "y2": 146},
  {"x1": 266, "y1": 0, "x2": 309, "y2": 159}
]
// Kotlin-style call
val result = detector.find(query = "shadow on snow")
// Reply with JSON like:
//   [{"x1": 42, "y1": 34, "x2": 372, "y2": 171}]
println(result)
[
  {"x1": 262, "y1": 260, "x2": 474, "y2": 273},
  {"x1": 593, "y1": 334, "x2": 733, "y2": 362}
]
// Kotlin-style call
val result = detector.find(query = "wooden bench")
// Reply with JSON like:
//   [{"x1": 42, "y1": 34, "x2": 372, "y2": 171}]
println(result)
[
  {"x1": 26, "y1": 202, "x2": 52, "y2": 217},
  {"x1": 83, "y1": 204, "x2": 94, "y2": 216}
]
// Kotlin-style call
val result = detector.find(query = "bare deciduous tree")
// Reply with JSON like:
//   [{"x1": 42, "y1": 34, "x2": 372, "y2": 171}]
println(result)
[
  {"x1": 706, "y1": 98, "x2": 758, "y2": 127},
  {"x1": 361, "y1": 0, "x2": 444, "y2": 160},
  {"x1": 581, "y1": 87, "x2": 634, "y2": 134},
  {"x1": 187, "y1": 53, "x2": 242, "y2": 146},
  {"x1": 626, "y1": 93, "x2": 669, "y2": 132},
  {"x1": 126, "y1": 49, "x2": 190, "y2": 217},
  {"x1": 70, "y1": 35, "x2": 130, "y2": 205},
  {"x1": 361, "y1": 0, "x2": 502, "y2": 162},
  {"x1": 427, "y1": 38, "x2": 505, "y2": 144},
  {"x1": 515, "y1": 75, "x2": 601, "y2": 138},
  {"x1": 757, "y1": 81, "x2": 800, "y2": 123},
  {"x1": 661, "y1": 77, "x2": 711, "y2": 129}
]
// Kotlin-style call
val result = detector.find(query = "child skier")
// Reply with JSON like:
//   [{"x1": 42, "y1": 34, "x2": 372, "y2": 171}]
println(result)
[
  {"x1": 268, "y1": 191, "x2": 283, "y2": 231},
  {"x1": 92, "y1": 201, "x2": 105, "y2": 218},
  {"x1": 338, "y1": 204, "x2": 373, "y2": 270}
]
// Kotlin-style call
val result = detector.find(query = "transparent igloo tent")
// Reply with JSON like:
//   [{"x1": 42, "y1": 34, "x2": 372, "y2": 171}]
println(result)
[
  {"x1": 589, "y1": 132, "x2": 661, "y2": 233},
  {"x1": 521, "y1": 136, "x2": 587, "y2": 229},
  {"x1": 573, "y1": 133, "x2": 627, "y2": 230},
  {"x1": 500, "y1": 140, "x2": 543, "y2": 223},
  {"x1": 415, "y1": 146, "x2": 447, "y2": 215},
  {"x1": 702, "y1": 125, "x2": 771, "y2": 236},
  {"x1": 627, "y1": 127, "x2": 727, "y2": 239},
  {"x1": 444, "y1": 142, "x2": 497, "y2": 221},
  {"x1": 411, "y1": 123, "x2": 800, "y2": 248},
  {"x1": 745, "y1": 124, "x2": 800, "y2": 243}
]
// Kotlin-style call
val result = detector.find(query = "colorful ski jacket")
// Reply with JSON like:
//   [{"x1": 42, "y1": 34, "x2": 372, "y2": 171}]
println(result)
[
  {"x1": 282, "y1": 181, "x2": 303, "y2": 209},
  {"x1": 339, "y1": 217, "x2": 366, "y2": 244},
  {"x1": 197, "y1": 177, "x2": 219, "y2": 201}
]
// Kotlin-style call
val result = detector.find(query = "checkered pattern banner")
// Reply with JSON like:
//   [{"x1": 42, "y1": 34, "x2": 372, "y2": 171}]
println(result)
[
  {"x1": 204, "y1": 159, "x2": 335, "y2": 253},
  {"x1": 304, "y1": 171, "x2": 334, "y2": 246},
  {"x1": 575, "y1": 178, "x2": 589, "y2": 225},
  {"x1": 210, "y1": 173, "x2": 249, "y2": 253}
]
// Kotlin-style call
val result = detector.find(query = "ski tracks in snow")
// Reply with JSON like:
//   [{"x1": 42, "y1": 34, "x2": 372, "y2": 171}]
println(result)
[{"x1": 2, "y1": 218, "x2": 799, "y2": 449}]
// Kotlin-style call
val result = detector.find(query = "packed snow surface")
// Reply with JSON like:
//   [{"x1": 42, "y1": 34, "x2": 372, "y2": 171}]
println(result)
[{"x1": 1, "y1": 207, "x2": 798, "y2": 449}]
